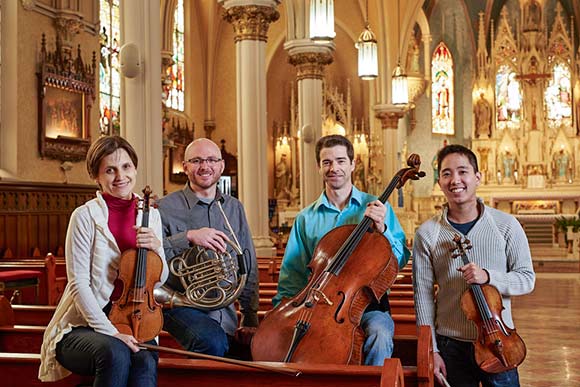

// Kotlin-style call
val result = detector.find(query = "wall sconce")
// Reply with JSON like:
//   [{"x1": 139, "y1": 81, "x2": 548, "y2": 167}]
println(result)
[
  {"x1": 310, "y1": 0, "x2": 335, "y2": 41},
  {"x1": 392, "y1": 0, "x2": 409, "y2": 105},
  {"x1": 356, "y1": 0, "x2": 378, "y2": 80}
]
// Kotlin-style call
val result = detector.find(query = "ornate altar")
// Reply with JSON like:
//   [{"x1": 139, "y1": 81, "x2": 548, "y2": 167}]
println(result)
[{"x1": 471, "y1": 3, "x2": 580, "y2": 210}]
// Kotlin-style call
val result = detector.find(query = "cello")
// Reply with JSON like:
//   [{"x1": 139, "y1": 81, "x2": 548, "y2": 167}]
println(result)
[
  {"x1": 251, "y1": 154, "x2": 425, "y2": 364},
  {"x1": 452, "y1": 234, "x2": 527, "y2": 373},
  {"x1": 109, "y1": 186, "x2": 165, "y2": 342}
]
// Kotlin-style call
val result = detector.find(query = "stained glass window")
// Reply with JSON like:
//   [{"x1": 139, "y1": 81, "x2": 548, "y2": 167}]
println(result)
[
  {"x1": 166, "y1": 0, "x2": 185, "y2": 111},
  {"x1": 545, "y1": 62, "x2": 572, "y2": 128},
  {"x1": 431, "y1": 42, "x2": 454, "y2": 135},
  {"x1": 495, "y1": 64, "x2": 522, "y2": 130},
  {"x1": 99, "y1": 0, "x2": 121, "y2": 136}
]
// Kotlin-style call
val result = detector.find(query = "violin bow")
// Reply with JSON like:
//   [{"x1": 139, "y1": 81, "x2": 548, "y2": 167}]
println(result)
[{"x1": 139, "y1": 343, "x2": 302, "y2": 376}]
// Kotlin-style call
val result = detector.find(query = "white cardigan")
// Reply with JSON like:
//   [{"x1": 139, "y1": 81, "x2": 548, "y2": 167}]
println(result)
[{"x1": 39, "y1": 191, "x2": 168, "y2": 382}]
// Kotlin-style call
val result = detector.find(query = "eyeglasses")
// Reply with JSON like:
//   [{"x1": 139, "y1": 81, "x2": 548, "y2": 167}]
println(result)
[{"x1": 186, "y1": 157, "x2": 223, "y2": 166}]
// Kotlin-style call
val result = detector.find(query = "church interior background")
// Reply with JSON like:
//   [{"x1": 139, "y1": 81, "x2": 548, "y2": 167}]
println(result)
[{"x1": 1, "y1": 0, "x2": 579, "y2": 263}]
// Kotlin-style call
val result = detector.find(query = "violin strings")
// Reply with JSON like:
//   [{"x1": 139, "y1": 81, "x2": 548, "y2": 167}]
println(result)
[{"x1": 459, "y1": 238, "x2": 501, "y2": 344}]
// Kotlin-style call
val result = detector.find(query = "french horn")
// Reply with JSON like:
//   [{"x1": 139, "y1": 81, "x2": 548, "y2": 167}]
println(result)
[{"x1": 154, "y1": 201, "x2": 247, "y2": 311}]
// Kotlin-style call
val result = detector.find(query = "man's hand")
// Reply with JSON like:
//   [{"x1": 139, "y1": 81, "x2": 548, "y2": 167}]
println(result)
[
  {"x1": 234, "y1": 326, "x2": 257, "y2": 346},
  {"x1": 434, "y1": 352, "x2": 448, "y2": 386},
  {"x1": 187, "y1": 227, "x2": 230, "y2": 253},
  {"x1": 457, "y1": 262, "x2": 489, "y2": 284},
  {"x1": 364, "y1": 200, "x2": 386, "y2": 233}
]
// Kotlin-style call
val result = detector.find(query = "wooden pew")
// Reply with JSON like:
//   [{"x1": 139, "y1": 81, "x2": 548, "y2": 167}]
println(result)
[
  {"x1": 0, "y1": 313, "x2": 418, "y2": 355},
  {"x1": 0, "y1": 352, "x2": 406, "y2": 387},
  {"x1": 0, "y1": 254, "x2": 66, "y2": 305}
]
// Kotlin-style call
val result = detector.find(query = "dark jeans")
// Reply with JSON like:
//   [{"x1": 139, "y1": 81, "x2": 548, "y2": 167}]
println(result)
[
  {"x1": 163, "y1": 307, "x2": 229, "y2": 356},
  {"x1": 55, "y1": 327, "x2": 158, "y2": 387},
  {"x1": 437, "y1": 335, "x2": 520, "y2": 387}
]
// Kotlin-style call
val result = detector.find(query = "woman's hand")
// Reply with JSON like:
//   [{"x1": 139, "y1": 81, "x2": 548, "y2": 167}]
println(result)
[
  {"x1": 114, "y1": 332, "x2": 140, "y2": 353},
  {"x1": 135, "y1": 226, "x2": 161, "y2": 251}
]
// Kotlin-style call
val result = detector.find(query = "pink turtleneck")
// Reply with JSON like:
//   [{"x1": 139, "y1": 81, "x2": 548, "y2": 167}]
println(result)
[{"x1": 102, "y1": 193, "x2": 137, "y2": 253}]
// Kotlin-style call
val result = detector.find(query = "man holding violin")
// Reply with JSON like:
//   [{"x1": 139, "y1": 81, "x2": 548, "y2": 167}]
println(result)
[
  {"x1": 273, "y1": 134, "x2": 410, "y2": 366},
  {"x1": 412, "y1": 144, "x2": 535, "y2": 387}
]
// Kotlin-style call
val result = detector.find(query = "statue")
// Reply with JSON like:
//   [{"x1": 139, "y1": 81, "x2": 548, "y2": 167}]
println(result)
[
  {"x1": 552, "y1": 149, "x2": 570, "y2": 180},
  {"x1": 474, "y1": 93, "x2": 492, "y2": 138},
  {"x1": 502, "y1": 151, "x2": 517, "y2": 180},
  {"x1": 432, "y1": 154, "x2": 439, "y2": 185},
  {"x1": 524, "y1": 0, "x2": 542, "y2": 32},
  {"x1": 353, "y1": 155, "x2": 366, "y2": 191},
  {"x1": 275, "y1": 154, "x2": 291, "y2": 200}
]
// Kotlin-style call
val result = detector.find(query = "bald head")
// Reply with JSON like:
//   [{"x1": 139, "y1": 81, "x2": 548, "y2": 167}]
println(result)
[
  {"x1": 182, "y1": 138, "x2": 225, "y2": 198},
  {"x1": 184, "y1": 138, "x2": 222, "y2": 162}
]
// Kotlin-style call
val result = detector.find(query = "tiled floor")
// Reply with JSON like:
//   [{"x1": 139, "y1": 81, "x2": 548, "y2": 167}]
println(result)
[{"x1": 513, "y1": 272, "x2": 580, "y2": 387}]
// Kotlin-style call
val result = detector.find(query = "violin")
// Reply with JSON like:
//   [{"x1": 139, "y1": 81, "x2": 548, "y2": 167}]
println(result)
[
  {"x1": 453, "y1": 234, "x2": 526, "y2": 373},
  {"x1": 251, "y1": 154, "x2": 425, "y2": 364},
  {"x1": 109, "y1": 186, "x2": 164, "y2": 342}
]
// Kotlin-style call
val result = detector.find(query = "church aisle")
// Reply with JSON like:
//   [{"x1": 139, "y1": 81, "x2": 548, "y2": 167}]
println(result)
[{"x1": 513, "y1": 272, "x2": 580, "y2": 387}]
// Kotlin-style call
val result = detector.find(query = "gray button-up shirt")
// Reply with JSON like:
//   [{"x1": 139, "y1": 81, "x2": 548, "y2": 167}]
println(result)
[{"x1": 157, "y1": 184, "x2": 259, "y2": 335}]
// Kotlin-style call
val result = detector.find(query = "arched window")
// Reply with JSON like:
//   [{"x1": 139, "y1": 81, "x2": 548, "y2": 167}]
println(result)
[
  {"x1": 545, "y1": 62, "x2": 572, "y2": 128},
  {"x1": 99, "y1": 0, "x2": 121, "y2": 135},
  {"x1": 495, "y1": 64, "x2": 522, "y2": 131},
  {"x1": 166, "y1": 0, "x2": 185, "y2": 111},
  {"x1": 431, "y1": 42, "x2": 454, "y2": 135}
]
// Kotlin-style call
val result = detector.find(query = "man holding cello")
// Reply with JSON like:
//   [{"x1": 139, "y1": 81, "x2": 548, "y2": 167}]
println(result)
[
  {"x1": 272, "y1": 134, "x2": 410, "y2": 365},
  {"x1": 412, "y1": 144, "x2": 535, "y2": 387}
]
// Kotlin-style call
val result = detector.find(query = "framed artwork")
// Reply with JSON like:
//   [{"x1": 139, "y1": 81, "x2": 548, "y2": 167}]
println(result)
[
  {"x1": 169, "y1": 142, "x2": 188, "y2": 184},
  {"x1": 37, "y1": 33, "x2": 95, "y2": 161}
]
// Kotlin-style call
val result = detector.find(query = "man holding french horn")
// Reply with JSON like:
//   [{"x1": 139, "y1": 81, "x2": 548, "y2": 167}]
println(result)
[{"x1": 155, "y1": 138, "x2": 259, "y2": 357}]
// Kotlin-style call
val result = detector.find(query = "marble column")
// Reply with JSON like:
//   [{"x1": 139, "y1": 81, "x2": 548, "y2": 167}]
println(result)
[
  {"x1": 375, "y1": 104, "x2": 406, "y2": 204},
  {"x1": 220, "y1": 0, "x2": 280, "y2": 255},
  {"x1": 286, "y1": 40, "x2": 334, "y2": 207},
  {"x1": 121, "y1": 0, "x2": 164, "y2": 195}
]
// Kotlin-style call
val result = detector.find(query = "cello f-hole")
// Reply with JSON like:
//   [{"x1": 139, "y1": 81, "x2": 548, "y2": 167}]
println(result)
[{"x1": 334, "y1": 291, "x2": 346, "y2": 323}]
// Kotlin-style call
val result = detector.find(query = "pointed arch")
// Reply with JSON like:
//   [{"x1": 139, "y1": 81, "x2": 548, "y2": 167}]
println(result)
[
  {"x1": 99, "y1": 0, "x2": 121, "y2": 136},
  {"x1": 166, "y1": 0, "x2": 185, "y2": 111},
  {"x1": 431, "y1": 41, "x2": 454, "y2": 135}
]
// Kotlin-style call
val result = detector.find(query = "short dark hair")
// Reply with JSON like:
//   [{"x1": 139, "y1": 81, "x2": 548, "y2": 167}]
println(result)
[
  {"x1": 86, "y1": 135, "x2": 139, "y2": 179},
  {"x1": 437, "y1": 144, "x2": 479, "y2": 173},
  {"x1": 315, "y1": 135, "x2": 354, "y2": 164}
]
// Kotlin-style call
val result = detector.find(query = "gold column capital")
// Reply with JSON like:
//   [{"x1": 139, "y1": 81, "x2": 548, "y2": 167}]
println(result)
[
  {"x1": 288, "y1": 52, "x2": 334, "y2": 80},
  {"x1": 223, "y1": 5, "x2": 279, "y2": 43},
  {"x1": 376, "y1": 111, "x2": 405, "y2": 130}
]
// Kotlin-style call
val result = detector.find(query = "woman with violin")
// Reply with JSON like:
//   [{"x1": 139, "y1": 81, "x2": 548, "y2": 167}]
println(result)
[
  {"x1": 413, "y1": 144, "x2": 535, "y2": 387},
  {"x1": 272, "y1": 135, "x2": 410, "y2": 365},
  {"x1": 39, "y1": 136, "x2": 168, "y2": 386}
]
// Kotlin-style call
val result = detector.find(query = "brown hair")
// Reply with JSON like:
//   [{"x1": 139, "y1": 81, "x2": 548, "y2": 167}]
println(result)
[
  {"x1": 86, "y1": 135, "x2": 139, "y2": 179},
  {"x1": 315, "y1": 135, "x2": 355, "y2": 164}
]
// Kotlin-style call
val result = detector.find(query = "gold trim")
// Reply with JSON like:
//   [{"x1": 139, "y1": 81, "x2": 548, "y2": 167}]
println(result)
[
  {"x1": 288, "y1": 52, "x2": 333, "y2": 80},
  {"x1": 223, "y1": 5, "x2": 280, "y2": 42}
]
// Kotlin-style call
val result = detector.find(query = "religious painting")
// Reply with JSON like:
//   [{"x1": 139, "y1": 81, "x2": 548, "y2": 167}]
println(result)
[
  {"x1": 431, "y1": 42, "x2": 454, "y2": 135},
  {"x1": 44, "y1": 86, "x2": 84, "y2": 140}
]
